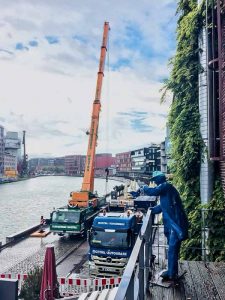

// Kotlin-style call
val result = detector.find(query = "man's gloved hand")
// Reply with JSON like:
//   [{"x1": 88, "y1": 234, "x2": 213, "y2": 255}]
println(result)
[
  {"x1": 129, "y1": 190, "x2": 140, "y2": 198},
  {"x1": 139, "y1": 185, "x2": 149, "y2": 195},
  {"x1": 129, "y1": 185, "x2": 149, "y2": 198},
  {"x1": 139, "y1": 187, "x2": 144, "y2": 195}
]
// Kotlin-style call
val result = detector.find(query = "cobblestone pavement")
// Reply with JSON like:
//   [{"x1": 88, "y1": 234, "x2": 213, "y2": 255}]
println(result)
[
  {"x1": 0, "y1": 233, "x2": 84, "y2": 274},
  {"x1": 57, "y1": 241, "x2": 89, "y2": 277}
]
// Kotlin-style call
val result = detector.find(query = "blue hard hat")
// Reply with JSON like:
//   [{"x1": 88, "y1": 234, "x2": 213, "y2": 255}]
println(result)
[{"x1": 151, "y1": 171, "x2": 165, "y2": 180}]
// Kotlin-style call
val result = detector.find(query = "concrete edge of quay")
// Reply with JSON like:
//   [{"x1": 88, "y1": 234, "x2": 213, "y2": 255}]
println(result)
[{"x1": 0, "y1": 223, "x2": 41, "y2": 250}]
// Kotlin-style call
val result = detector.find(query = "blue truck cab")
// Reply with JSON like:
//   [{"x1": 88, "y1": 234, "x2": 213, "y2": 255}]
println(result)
[{"x1": 88, "y1": 210, "x2": 142, "y2": 277}]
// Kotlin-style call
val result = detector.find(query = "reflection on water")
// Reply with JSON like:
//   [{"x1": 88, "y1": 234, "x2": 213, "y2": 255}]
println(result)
[{"x1": 0, "y1": 176, "x2": 121, "y2": 243}]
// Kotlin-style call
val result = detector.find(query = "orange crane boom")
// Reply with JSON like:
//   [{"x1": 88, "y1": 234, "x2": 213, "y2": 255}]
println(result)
[{"x1": 69, "y1": 22, "x2": 110, "y2": 208}]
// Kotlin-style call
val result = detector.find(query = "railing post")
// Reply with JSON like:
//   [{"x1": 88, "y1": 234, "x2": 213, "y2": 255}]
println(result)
[
  {"x1": 145, "y1": 213, "x2": 152, "y2": 292},
  {"x1": 139, "y1": 242, "x2": 145, "y2": 300},
  {"x1": 126, "y1": 272, "x2": 135, "y2": 300},
  {"x1": 115, "y1": 209, "x2": 153, "y2": 300}
]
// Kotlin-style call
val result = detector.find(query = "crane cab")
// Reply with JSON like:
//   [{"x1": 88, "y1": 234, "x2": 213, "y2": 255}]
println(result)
[{"x1": 69, "y1": 191, "x2": 98, "y2": 208}]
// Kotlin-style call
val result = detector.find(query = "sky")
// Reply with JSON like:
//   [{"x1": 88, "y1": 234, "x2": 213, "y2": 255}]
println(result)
[{"x1": 0, "y1": 0, "x2": 177, "y2": 158}]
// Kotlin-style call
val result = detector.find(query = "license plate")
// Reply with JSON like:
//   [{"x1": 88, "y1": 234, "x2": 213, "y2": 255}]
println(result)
[{"x1": 102, "y1": 267, "x2": 111, "y2": 271}]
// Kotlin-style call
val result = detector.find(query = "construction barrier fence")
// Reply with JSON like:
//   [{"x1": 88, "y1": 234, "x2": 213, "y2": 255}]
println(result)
[{"x1": 0, "y1": 273, "x2": 121, "y2": 296}]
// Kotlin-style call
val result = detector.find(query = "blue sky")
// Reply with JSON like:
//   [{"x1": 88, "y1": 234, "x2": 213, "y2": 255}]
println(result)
[{"x1": 0, "y1": 0, "x2": 177, "y2": 157}]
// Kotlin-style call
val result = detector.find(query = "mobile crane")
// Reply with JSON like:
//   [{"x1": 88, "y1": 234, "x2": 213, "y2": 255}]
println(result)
[{"x1": 50, "y1": 22, "x2": 110, "y2": 236}]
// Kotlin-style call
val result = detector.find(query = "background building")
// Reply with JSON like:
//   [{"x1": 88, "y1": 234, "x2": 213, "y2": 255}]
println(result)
[
  {"x1": 95, "y1": 153, "x2": 116, "y2": 177},
  {"x1": 64, "y1": 155, "x2": 86, "y2": 176},
  {"x1": 4, "y1": 132, "x2": 21, "y2": 159},
  {"x1": 115, "y1": 151, "x2": 132, "y2": 177},
  {"x1": 4, "y1": 131, "x2": 21, "y2": 177},
  {"x1": 130, "y1": 144, "x2": 161, "y2": 178},
  {"x1": 115, "y1": 145, "x2": 164, "y2": 179},
  {"x1": 160, "y1": 141, "x2": 167, "y2": 174},
  {"x1": 29, "y1": 157, "x2": 65, "y2": 175},
  {"x1": 4, "y1": 152, "x2": 17, "y2": 177},
  {"x1": 161, "y1": 127, "x2": 171, "y2": 174},
  {"x1": 0, "y1": 126, "x2": 4, "y2": 176}
]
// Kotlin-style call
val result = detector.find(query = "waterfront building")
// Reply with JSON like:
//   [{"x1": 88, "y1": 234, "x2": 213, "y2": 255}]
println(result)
[
  {"x1": 29, "y1": 154, "x2": 115, "y2": 177},
  {"x1": 4, "y1": 132, "x2": 21, "y2": 175},
  {"x1": 4, "y1": 152, "x2": 17, "y2": 177},
  {"x1": 130, "y1": 144, "x2": 161, "y2": 178},
  {"x1": 146, "y1": 144, "x2": 161, "y2": 175},
  {"x1": 5, "y1": 131, "x2": 21, "y2": 157},
  {"x1": 28, "y1": 158, "x2": 45, "y2": 174},
  {"x1": 29, "y1": 157, "x2": 65, "y2": 175},
  {"x1": 47, "y1": 158, "x2": 55, "y2": 167},
  {"x1": 0, "y1": 125, "x2": 4, "y2": 176},
  {"x1": 115, "y1": 151, "x2": 132, "y2": 177},
  {"x1": 130, "y1": 148, "x2": 146, "y2": 176},
  {"x1": 54, "y1": 157, "x2": 65, "y2": 168},
  {"x1": 95, "y1": 153, "x2": 116, "y2": 177},
  {"x1": 64, "y1": 155, "x2": 86, "y2": 176},
  {"x1": 161, "y1": 127, "x2": 171, "y2": 174},
  {"x1": 160, "y1": 141, "x2": 167, "y2": 174}
]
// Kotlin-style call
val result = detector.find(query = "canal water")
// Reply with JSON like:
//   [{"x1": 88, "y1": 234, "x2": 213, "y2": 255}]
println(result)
[{"x1": 0, "y1": 176, "x2": 122, "y2": 243}]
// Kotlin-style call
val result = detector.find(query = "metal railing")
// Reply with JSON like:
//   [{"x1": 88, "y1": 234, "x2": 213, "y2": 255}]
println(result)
[
  {"x1": 113, "y1": 207, "x2": 225, "y2": 299},
  {"x1": 197, "y1": 208, "x2": 225, "y2": 261},
  {"x1": 114, "y1": 209, "x2": 153, "y2": 300}
]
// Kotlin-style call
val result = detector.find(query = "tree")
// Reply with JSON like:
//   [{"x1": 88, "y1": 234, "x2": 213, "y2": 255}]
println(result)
[{"x1": 19, "y1": 266, "x2": 43, "y2": 300}]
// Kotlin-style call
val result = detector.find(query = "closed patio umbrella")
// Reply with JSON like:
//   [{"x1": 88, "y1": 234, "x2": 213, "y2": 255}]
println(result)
[{"x1": 40, "y1": 244, "x2": 59, "y2": 300}]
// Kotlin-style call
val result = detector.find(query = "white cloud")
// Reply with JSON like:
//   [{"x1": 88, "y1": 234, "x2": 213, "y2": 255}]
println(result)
[{"x1": 0, "y1": 0, "x2": 175, "y2": 157}]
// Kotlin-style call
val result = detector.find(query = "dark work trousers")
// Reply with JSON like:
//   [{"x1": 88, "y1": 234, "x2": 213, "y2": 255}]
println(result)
[{"x1": 168, "y1": 229, "x2": 181, "y2": 278}]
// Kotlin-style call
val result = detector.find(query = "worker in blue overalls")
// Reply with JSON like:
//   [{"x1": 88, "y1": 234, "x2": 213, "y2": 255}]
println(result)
[{"x1": 131, "y1": 171, "x2": 189, "y2": 280}]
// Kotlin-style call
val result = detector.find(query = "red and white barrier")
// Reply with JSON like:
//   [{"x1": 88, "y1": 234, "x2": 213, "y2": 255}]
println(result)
[
  {"x1": 0, "y1": 273, "x2": 28, "y2": 293},
  {"x1": 0, "y1": 273, "x2": 121, "y2": 296},
  {"x1": 93, "y1": 277, "x2": 121, "y2": 291},
  {"x1": 58, "y1": 277, "x2": 92, "y2": 295},
  {"x1": 0, "y1": 273, "x2": 28, "y2": 280}
]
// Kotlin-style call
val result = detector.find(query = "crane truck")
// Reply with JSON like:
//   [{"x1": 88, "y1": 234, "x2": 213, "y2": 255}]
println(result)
[
  {"x1": 88, "y1": 209, "x2": 143, "y2": 277},
  {"x1": 50, "y1": 22, "x2": 110, "y2": 237}
]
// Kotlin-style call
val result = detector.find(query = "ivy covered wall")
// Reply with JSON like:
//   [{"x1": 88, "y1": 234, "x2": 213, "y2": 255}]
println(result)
[
  {"x1": 163, "y1": 0, "x2": 203, "y2": 260},
  {"x1": 164, "y1": 0, "x2": 225, "y2": 261}
]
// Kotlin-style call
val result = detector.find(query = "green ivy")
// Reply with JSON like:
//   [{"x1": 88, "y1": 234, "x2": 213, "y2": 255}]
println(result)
[
  {"x1": 163, "y1": 0, "x2": 225, "y2": 261},
  {"x1": 204, "y1": 179, "x2": 225, "y2": 261},
  {"x1": 162, "y1": 0, "x2": 204, "y2": 259}
]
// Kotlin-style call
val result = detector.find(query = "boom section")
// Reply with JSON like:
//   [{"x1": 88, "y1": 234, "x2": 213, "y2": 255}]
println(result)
[
  {"x1": 69, "y1": 22, "x2": 109, "y2": 207},
  {"x1": 82, "y1": 21, "x2": 110, "y2": 192}
]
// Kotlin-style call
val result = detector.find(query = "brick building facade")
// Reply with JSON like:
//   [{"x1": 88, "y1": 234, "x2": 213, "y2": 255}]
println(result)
[
  {"x1": 115, "y1": 151, "x2": 132, "y2": 176},
  {"x1": 95, "y1": 153, "x2": 116, "y2": 176},
  {"x1": 64, "y1": 155, "x2": 86, "y2": 176}
]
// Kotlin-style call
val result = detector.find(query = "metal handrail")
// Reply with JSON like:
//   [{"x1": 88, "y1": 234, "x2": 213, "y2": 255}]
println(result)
[{"x1": 114, "y1": 209, "x2": 153, "y2": 300}]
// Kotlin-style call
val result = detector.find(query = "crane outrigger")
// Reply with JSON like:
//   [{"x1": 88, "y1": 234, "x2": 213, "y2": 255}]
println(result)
[{"x1": 50, "y1": 22, "x2": 110, "y2": 236}]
